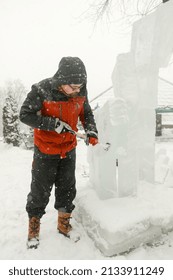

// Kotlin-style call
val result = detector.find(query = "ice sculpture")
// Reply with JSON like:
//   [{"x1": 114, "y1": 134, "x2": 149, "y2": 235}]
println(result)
[{"x1": 88, "y1": 0, "x2": 173, "y2": 199}]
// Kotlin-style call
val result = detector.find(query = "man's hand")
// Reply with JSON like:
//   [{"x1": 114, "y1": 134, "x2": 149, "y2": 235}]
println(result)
[
  {"x1": 55, "y1": 118, "x2": 75, "y2": 134},
  {"x1": 85, "y1": 131, "x2": 98, "y2": 146}
]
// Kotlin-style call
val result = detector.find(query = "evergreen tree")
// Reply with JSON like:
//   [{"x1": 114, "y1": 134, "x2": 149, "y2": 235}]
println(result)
[{"x1": 3, "y1": 95, "x2": 21, "y2": 146}]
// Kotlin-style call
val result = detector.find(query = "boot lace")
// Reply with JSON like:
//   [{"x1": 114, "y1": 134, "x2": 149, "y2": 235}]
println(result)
[{"x1": 61, "y1": 217, "x2": 72, "y2": 230}]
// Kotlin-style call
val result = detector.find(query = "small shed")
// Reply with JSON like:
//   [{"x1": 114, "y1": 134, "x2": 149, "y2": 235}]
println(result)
[{"x1": 156, "y1": 77, "x2": 173, "y2": 136}]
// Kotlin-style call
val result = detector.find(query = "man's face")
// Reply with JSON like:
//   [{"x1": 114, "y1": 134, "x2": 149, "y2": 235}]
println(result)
[{"x1": 60, "y1": 84, "x2": 83, "y2": 97}]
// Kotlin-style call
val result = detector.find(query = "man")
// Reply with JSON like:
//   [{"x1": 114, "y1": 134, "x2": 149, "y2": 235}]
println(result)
[{"x1": 20, "y1": 57, "x2": 98, "y2": 248}]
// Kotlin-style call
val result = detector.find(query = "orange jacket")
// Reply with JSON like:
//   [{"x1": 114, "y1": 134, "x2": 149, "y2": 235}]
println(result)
[
  {"x1": 20, "y1": 57, "x2": 97, "y2": 158},
  {"x1": 20, "y1": 79, "x2": 97, "y2": 158},
  {"x1": 34, "y1": 96, "x2": 86, "y2": 157}
]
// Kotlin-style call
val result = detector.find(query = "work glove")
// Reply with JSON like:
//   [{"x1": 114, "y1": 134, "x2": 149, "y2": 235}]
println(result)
[
  {"x1": 85, "y1": 131, "x2": 98, "y2": 146},
  {"x1": 55, "y1": 118, "x2": 75, "y2": 134}
]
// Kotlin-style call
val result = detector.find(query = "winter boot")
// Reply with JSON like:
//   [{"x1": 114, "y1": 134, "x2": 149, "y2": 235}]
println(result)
[
  {"x1": 27, "y1": 217, "x2": 40, "y2": 249},
  {"x1": 58, "y1": 211, "x2": 80, "y2": 242}
]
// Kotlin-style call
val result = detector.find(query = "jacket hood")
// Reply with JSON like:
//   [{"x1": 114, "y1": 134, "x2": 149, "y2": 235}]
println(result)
[{"x1": 52, "y1": 57, "x2": 87, "y2": 89}]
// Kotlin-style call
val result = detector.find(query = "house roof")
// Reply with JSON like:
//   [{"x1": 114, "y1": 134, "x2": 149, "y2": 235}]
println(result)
[
  {"x1": 90, "y1": 77, "x2": 173, "y2": 110},
  {"x1": 158, "y1": 77, "x2": 173, "y2": 108}
]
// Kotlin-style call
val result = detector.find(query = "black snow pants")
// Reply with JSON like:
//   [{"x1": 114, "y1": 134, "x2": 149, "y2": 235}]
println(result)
[{"x1": 26, "y1": 148, "x2": 76, "y2": 218}]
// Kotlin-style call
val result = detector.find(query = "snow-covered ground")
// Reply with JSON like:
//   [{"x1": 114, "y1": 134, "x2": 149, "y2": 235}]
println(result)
[{"x1": 1, "y1": 136, "x2": 173, "y2": 260}]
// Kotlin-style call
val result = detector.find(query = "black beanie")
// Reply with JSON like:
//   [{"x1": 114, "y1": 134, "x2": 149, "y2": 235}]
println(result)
[{"x1": 52, "y1": 57, "x2": 87, "y2": 88}]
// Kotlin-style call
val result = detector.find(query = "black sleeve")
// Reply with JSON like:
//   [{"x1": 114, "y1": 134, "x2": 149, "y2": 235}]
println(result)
[
  {"x1": 19, "y1": 85, "x2": 56, "y2": 131},
  {"x1": 79, "y1": 89, "x2": 98, "y2": 133}
]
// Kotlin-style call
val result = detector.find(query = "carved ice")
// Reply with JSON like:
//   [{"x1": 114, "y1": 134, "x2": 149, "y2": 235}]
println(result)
[{"x1": 88, "y1": 0, "x2": 173, "y2": 199}]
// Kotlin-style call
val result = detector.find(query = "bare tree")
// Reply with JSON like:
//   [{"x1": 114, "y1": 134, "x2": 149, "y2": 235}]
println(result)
[
  {"x1": 87, "y1": 0, "x2": 165, "y2": 26},
  {"x1": 4, "y1": 79, "x2": 27, "y2": 110}
]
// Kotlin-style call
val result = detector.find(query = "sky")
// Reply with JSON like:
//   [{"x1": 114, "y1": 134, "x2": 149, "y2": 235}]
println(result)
[{"x1": 0, "y1": 0, "x2": 132, "y2": 100}]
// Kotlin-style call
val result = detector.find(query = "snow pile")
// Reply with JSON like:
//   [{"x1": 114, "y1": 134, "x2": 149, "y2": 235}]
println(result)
[{"x1": 77, "y1": 180, "x2": 173, "y2": 256}]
